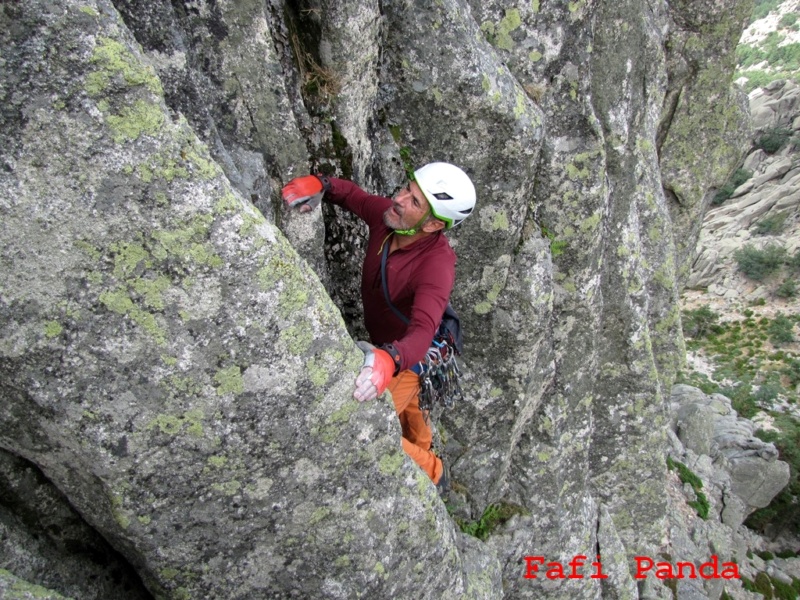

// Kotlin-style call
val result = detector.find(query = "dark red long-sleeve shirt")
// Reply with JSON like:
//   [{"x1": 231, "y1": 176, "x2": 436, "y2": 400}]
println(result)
[{"x1": 325, "y1": 178, "x2": 455, "y2": 371}]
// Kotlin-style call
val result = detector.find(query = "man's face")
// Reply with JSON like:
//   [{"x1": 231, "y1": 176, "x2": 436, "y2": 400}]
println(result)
[{"x1": 384, "y1": 180, "x2": 431, "y2": 230}]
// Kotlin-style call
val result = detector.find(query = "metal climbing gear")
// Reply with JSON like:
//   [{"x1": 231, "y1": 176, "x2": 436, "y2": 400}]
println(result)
[{"x1": 417, "y1": 340, "x2": 463, "y2": 412}]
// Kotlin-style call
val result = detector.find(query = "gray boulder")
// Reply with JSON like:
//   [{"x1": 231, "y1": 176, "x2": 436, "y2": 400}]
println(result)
[{"x1": 670, "y1": 386, "x2": 790, "y2": 516}]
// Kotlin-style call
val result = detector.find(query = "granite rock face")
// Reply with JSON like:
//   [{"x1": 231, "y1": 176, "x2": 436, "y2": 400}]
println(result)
[{"x1": 0, "y1": 0, "x2": 754, "y2": 598}]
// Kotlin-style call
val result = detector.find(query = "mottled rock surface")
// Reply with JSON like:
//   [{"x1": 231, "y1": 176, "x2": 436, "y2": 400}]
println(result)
[{"x1": 0, "y1": 0, "x2": 754, "y2": 598}]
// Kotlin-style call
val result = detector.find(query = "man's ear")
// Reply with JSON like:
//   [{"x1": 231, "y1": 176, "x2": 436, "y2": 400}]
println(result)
[{"x1": 421, "y1": 218, "x2": 446, "y2": 233}]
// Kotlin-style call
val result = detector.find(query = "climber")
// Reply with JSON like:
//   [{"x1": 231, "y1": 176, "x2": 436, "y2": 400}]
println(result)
[{"x1": 281, "y1": 163, "x2": 476, "y2": 490}]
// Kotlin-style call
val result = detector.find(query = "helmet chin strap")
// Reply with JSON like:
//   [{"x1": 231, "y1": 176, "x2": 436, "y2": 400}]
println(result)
[{"x1": 394, "y1": 209, "x2": 431, "y2": 236}]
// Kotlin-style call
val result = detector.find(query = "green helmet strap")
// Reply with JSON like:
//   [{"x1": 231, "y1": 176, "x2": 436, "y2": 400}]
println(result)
[{"x1": 394, "y1": 208, "x2": 431, "y2": 236}]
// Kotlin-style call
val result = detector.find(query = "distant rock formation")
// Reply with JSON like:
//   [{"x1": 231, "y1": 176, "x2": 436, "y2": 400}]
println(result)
[
  {"x1": 667, "y1": 384, "x2": 791, "y2": 599},
  {"x1": 690, "y1": 80, "x2": 800, "y2": 303}
]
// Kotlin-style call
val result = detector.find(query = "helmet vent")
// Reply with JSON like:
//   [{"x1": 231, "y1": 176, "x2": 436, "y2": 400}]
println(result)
[{"x1": 433, "y1": 192, "x2": 453, "y2": 200}]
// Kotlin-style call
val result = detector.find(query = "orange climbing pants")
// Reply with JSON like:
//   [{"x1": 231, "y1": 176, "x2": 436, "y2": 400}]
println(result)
[{"x1": 387, "y1": 370, "x2": 444, "y2": 484}]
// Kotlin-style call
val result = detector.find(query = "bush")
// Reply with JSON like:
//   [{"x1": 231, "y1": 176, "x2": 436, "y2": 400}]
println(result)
[
  {"x1": 735, "y1": 244, "x2": 787, "y2": 280},
  {"x1": 757, "y1": 127, "x2": 794, "y2": 154},
  {"x1": 789, "y1": 250, "x2": 800, "y2": 271},
  {"x1": 766, "y1": 42, "x2": 800, "y2": 71},
  {"x1": 748, "y1": 413, "x2": 800, "y2": 538},
  {"x1": 738, "y1": 43, "x2": 766, "y2": 68},
  {"x1": 777, "y1": 278, "x2": 798, "y2": 299},
  {"x1": 783, "y1": 359, "x2": 800, "y2": 386},
  {"x1": 720, "y1": 380, "x2": 759, "y2": 418},
  {"x1": 781, "y1": 13, "x2": 799, "y2": 28},
  {"x1": 755, "y1": 212, "x2": 788, "y2": 235},
  {"x1": 682, "y1": 305, "x2": 721, "y2": 338},
  {"x1": 772, "y1": 576, "x2": 799, "y2": 600},
  {"x1": 755, "y1": 382, "x2": 782, "y2": 404},
  {"x1": 712, "y1": 169, "x2": 753, "y2": 206},
  {"x1": 755, "y1": 572, "x2": 775, "y2": 599},
  {"x1": 751, "y1": 0, "x2": 782, "y2": 22},
  {"x1": 737, "y1": 69, "x2": 780, "y2": 92},
  {"x1": 768, "y1": 314, "x2": 796, "y2": 345}
]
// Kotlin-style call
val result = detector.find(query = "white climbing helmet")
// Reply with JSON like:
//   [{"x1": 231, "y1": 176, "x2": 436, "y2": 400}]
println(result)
[{"x1": 413, "y1": 162, "x2": 476, "y2": 229}]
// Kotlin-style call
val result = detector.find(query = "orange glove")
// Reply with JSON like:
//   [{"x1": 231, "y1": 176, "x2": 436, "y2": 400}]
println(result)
[
  {"x1": 282, "y1": 175, "x2": 325, "y2": 211},
  {"x1": 354, "y1": 341, "x2": 396, "y2": 402}
]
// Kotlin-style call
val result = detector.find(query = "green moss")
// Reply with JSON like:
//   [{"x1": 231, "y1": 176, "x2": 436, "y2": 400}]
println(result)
[
  {"x1": 378, "y1": 450, "x2": 405, "y2": 475},
  {"x1": 174, "y1": 588, "x2": 190, "y2": 600},
  {"x1": 150, "y1": 215, "x2": 216, "y2": 263},
  {"x1": 74, "y1": 240, "x2": 101, "y2": 260},
  {"x1": 569, "y1": 0, "x2": 585, "y2": 12},
  {"x1": 306, "y1": 358, "x2": 329, "y2": 387},
  {"x1": 482, "y1": 8, "x2": 522, "y2": 50},
  {"x1": 110, "y1": 241, "x2": 150, "y2": 279},
  {"x1": 309, "y1": 507, "x2": 331, "y2": 525},
  {"x1": 214, "y1": 366, "x2": 243, "y2": 396},
  {"x1": 207, "y1": 455, "x2": 228, "y2": 468},
  {"x1": 278, "y1": 288, "x2": 309, "y2": 319},
  {"x1": 279, "y1": 321, "x2": 313, "y2": 355},
  {"x1": 110, "y1": 492, "x2": 131, "y2": 529},
  {"x1": 667, "y1": 456, "x2": 709, "y2": 519},
  {"x1": 86, "y1": 37, "x2": 163, "y2": 97},
  {"x1": 328, "y1": 401, "x2": 358, "y2": 426},
  {"x1": 474, "y1": 301, "x2": 492, "y2": 315},
  {"x1": 0, "y1": 569, "x2": 70, "y2": 598},
  {"x1": 215, "y1": 191, "x2": 239, "y2": 214},
  {"x1": 149, "y1": 415, "x2": 182, "y2": 435},
  {"x1": 148, "y1": 410, "x2": 204, "y2": 437},
  {"x1": 529, "y1": 50, "x2": 543, "y2": 62},
  {"x1": 44, "y1": 321, "x2": 63, "y2": 338},
  {"x1": 129, "y1": 275, "x2": 171, "y2": 310},
  {"x1": 334, "y1": 556, "x2": 351, "y2": 568},
  {"x1": 211, "y1": 480, "x2": 241, "y2": 496},
  {"x1": 183, "y1": 146, "x2": 220, "y2": 180},
  {"x1": 106, "y1": 99, "x2": 165, "y2": 143},
  {"x1": 99, "y1": 288, "x2": 135, "y2": 314},
  {"x1": 79, "y1": 6, "x2": 98, "y2": 16},
  {"x1": 514, "y1": 91, "x2": 527, "y2": 118},
  {"x1": 183, "y1": 409, "x2": 204, "y2": 437},
  {"x1": 580, "y1": 212, "x2": 602, "y2": 232}
]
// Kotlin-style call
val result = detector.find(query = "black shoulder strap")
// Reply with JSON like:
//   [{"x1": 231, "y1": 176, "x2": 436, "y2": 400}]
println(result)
[{"x1": 380, "y1": 238, "x2": 411, "y2": 325}]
